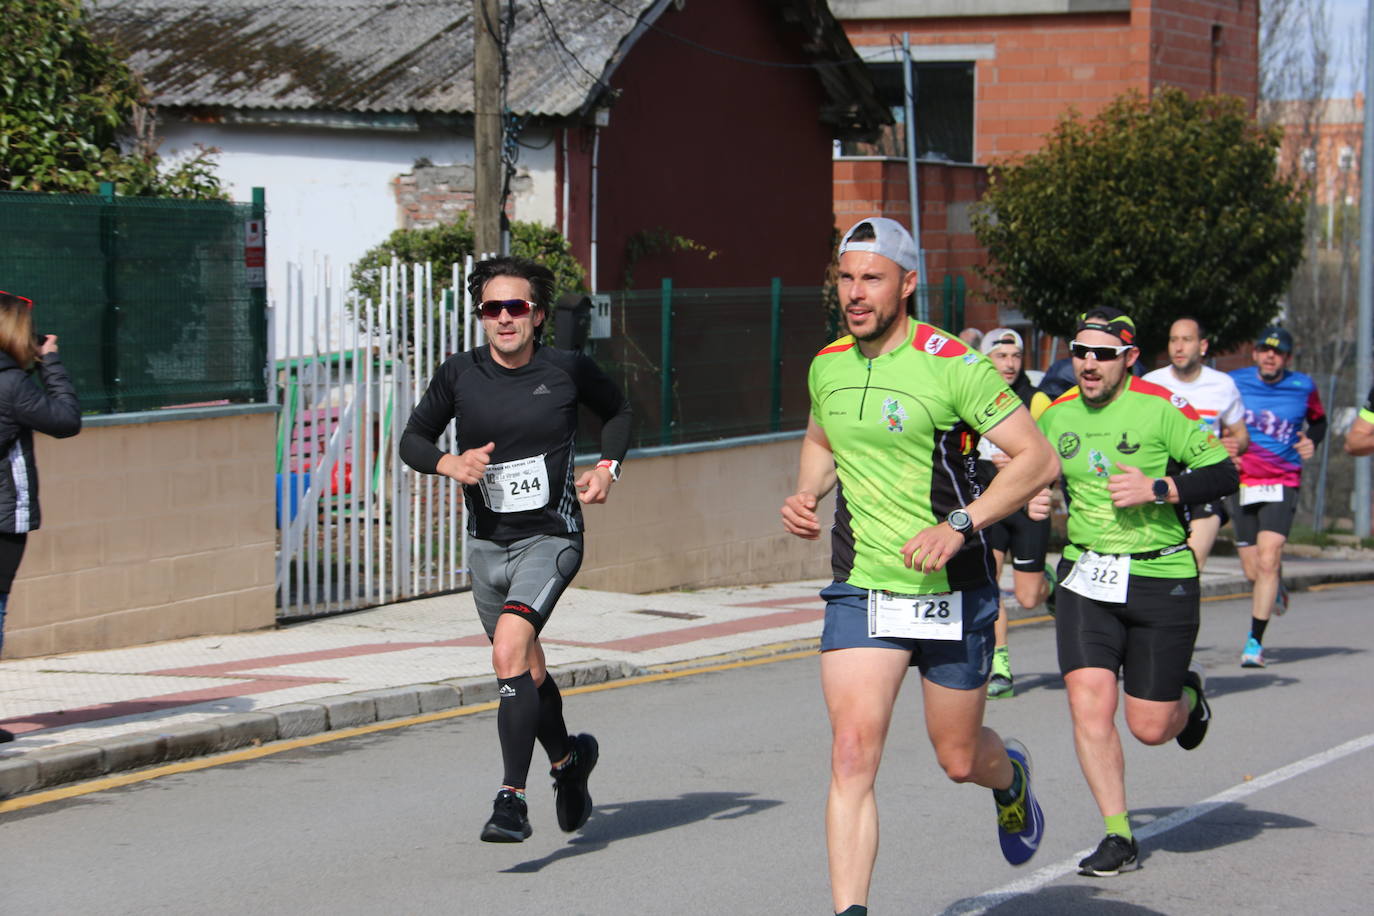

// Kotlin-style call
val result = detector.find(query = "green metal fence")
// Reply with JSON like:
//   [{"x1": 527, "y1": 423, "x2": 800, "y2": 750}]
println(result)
[
  {"x1": 578, "y1": 279, "x2": 967, "y2": 451},
  {"x1": 0, "y1": 188, "x2": 268, "y2": 413}
]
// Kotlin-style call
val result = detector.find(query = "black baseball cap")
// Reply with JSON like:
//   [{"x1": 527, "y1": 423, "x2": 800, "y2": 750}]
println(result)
[{"x1": 1255, "y1": 326, "x2": 1293, "y2": 353}]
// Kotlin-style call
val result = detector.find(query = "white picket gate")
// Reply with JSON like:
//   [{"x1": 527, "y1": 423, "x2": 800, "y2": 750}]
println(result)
[{"x1": 272, "y1": 259, "x2": 483, "y2": 619}]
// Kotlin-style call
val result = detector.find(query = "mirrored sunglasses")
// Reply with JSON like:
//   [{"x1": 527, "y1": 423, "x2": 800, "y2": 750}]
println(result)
[
  {"x1": 1070, "y1": 341, "x2": 1133, "y2": 361},
  {"x1": 478, "y1": 298, "x2": 534, "y2": 319}
]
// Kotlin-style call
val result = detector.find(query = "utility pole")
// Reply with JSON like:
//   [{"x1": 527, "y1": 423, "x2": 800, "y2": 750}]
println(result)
[
  {"x1": 473, "y1": 0, "x2": 502, "y2": 258},
  {"x1": 1356, "y1": 0, "x2": 1374, "y2": 537}
]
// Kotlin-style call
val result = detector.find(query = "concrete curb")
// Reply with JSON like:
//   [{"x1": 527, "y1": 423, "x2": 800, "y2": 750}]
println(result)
[{"x1": 0, "y1": 660, "x2": 646, "y2": 800}]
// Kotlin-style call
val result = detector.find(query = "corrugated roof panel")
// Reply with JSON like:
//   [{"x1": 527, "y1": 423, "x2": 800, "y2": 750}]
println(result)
[
  {"x1": 88, "y1": 0, "x2": 658, "y2": 115},
  {"x1": 86, "y1": 1, "x2": 886, "y2": 133}
]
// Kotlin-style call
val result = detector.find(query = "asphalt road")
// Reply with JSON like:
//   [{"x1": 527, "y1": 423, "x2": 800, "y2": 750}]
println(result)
[{"x1": 3, "y1": 586, "x2": 1373, "y2": 915}]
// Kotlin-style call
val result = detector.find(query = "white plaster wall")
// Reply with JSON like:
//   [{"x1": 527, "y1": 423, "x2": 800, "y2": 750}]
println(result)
[{"x1": 156, "y1": 120, "x2": 557, "y2": 352}]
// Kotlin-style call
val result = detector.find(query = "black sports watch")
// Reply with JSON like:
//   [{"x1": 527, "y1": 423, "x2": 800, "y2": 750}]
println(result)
[
  {"x1": 946, "y1": 508, "x2": 973, "y2": 539},
  {"x1": 1152, "y1": 478, "x2": 1169, "y2": 504}
]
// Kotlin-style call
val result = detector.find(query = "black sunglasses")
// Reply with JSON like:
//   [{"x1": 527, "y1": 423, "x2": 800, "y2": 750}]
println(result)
[
  {"x1": 478, "y1": 298, "x2": 535, "y2": 319},
  {"x1": 1070, "y1": 341, "x2": 1133, "y2": 361}
]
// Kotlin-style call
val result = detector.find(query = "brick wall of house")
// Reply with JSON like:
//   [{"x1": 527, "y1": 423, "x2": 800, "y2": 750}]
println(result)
[
  {"x1": 832, "y1": 159, "x2": 997, "y2": 332},
  {"x1": 841, "y1": 1, "x2": 1258, "y2": 164},
  {"x1": 392, "y1": 163, "x2": 531, "y2": 231}
]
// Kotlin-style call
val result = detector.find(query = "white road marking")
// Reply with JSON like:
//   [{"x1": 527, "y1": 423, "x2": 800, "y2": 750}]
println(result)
[{"x1": 939, "y1": 731, "x2": 1374, "y2": 915}]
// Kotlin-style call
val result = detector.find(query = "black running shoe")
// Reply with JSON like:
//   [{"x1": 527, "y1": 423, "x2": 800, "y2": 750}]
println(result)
[
  {"x1": 0, "y1": 727, "x2": 13, "y2": 744},
  {"x1": 1078, "y1": 834, "x2": 1139, "y2": 877},
  {"x1": 480, "y1": 789, "x2": 532, "y2": 843},
  {"x1": 551, "y1": 732, "x2": 599, "y2": 832},
  {"x1": 1176, "y1": 662, "x2": 1210, "y2": 751}
]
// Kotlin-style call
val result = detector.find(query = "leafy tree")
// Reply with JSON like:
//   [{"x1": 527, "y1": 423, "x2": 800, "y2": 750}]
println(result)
[
  {"x1": 351, "y1": 212, "x2": 586, "y2": 307},
  {"x1": 972, "y1": 88, "x2": 1305, "y2": 359},
  {"x1": 0, "y1": 0, "x2": 224, "y2": 198}
]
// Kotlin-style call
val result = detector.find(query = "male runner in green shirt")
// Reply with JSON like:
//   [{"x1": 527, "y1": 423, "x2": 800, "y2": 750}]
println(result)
[
  {"x1": 1345, "y1": 385, "x2": 1374, "y2": 456},
  {"x1": 781, "y1": 218, "x2": 1059, "y2": 916},
  {"x1": 1037, "y1": 307, "x2": 1238, "y2": 877}
]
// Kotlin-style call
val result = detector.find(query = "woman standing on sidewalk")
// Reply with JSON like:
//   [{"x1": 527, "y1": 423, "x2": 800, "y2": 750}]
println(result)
[{"x1": 0, "y1": 290, "x2": 81, "y2": 743}]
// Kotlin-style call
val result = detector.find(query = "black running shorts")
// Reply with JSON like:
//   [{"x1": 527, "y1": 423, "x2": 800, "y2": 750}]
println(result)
[
  {"x1": 1054, "y1": 558, "x2": 1199, "y2": 702},
  {"x1": 1227, "y1": 485, "x2": 1299, "y2": 546},
  {"x1": 467, "y1": 533, "x2": 584, "y2": 637}
]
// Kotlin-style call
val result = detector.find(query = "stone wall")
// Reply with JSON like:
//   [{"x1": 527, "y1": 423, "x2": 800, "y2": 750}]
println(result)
[
  {"x1": 575, "y1": 435, "x2": 835, "y2": 594},
  {"x1": 3, "y1": 408, "x2": 278, "y2": 659}
]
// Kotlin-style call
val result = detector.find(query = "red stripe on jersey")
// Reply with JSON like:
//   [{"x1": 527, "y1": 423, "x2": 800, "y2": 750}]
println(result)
[
  {"x1": 1048, "y1": 388, "x2": 1081, "y2": 408},
  {"x1": 911, "y1": 323, "x2": 968, "y2": 357},
  {"x1": 817, "y1": 340, "x2": 855, "y2": 356},
  {"x1": 1129, "y1": 376, "x2": 1202, "y2": 420}
]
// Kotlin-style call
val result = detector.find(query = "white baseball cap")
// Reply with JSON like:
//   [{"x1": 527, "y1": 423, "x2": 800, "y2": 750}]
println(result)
[
  {"x1": 980, "y1": 327, "x2": 1024, "y2": 355},
  {"x1": 839, "y1": 217, "x2": 920, "y2": 273}
]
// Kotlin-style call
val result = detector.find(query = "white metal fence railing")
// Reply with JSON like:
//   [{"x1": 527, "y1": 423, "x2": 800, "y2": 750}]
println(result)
[{"x1": 272, "y1": 259, "x2": 480, "y2": 619}]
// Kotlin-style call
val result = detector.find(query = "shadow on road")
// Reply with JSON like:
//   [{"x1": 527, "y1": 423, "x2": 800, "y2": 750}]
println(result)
[
  {"x1": 956, "y1": 883, "x2": 1169, "y2": 915},
  {"x1": 1132, "y1": 802, "x2": 1314, "y2": 858},
  {"x1": 501, "y1": 790, "x2": 782, "y2": 873}
]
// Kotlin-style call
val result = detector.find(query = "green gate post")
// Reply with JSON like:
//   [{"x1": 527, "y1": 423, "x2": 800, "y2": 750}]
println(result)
[
  {"x1": 941, "y1": 275, "x2": 954, "y2": 330},
  {"x1": 954, "y1": 275, "x2": 966, "y2": 332},
  {"x1": 660, "y1": 278, "x2": 673, "y2": 445},
  {"x1": 251, "y1": 188, "x2": 269, "y2": 402},
  {"x1": 98, "y1": 181, "x2": 120, "y2": 412},
  {"x1": 770, "y1": 277, "x2": 782, "y2": 432}
]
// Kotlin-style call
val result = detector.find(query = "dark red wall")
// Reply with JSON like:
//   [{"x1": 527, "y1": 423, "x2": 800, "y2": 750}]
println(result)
[{"x1": 585, "y1": 0, "x2": 837, "y2": 290}]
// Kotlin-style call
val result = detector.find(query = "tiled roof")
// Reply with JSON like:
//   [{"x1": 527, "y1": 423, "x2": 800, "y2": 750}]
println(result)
[{"x1": 87, "y1": 0, "x2": 887, "y2": 133}]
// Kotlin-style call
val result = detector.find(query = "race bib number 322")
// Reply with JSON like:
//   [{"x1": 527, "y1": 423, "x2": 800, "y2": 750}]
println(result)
[
  {"x1": 479, "y1": 454, "x2": 549, "y2": 513},
  {"x1": 1061, "y1": 550, "x2": 1129, "y2": 603},
  {"x1": 867, "y1": 590, "x2": 964, "y2": 640}
]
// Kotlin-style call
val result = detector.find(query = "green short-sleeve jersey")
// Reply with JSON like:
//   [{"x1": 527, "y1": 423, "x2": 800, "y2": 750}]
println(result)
[
  {"x1": 1037, "y1": 376, "x2": 1230, "y2": 578},
  {"x1": 808, "y1": 318, "x2": 1021, "y2": 593}
]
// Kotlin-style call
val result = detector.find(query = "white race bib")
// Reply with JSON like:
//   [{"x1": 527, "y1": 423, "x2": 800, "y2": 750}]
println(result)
[
  {"x1": 1061, "y1": 550, "x2": 1130, "y2": 603},
  {"x1": 867, "y1": 590, "x2": 964, "y2": 640},
  {"x1": 479, "y1": 455, "x2": 549, "y2": 513},
  {"x1": 1239, "y1": 483, "x2": 1284, "y2": 506}
]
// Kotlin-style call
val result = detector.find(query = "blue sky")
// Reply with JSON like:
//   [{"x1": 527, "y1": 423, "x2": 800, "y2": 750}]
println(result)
[{"x1": 1329, "y1": 0, "x2": 1367, "y2": 95}]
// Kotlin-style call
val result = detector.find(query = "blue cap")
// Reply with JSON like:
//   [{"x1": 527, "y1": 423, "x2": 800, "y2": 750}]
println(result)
[{"x1": 1255, "y1": 326, "x2": 1293, "y2": 353}]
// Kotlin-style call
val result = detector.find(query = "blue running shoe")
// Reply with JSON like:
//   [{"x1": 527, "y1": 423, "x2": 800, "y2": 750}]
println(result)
[
  {"x1": 995, "y1": 738, "x2": 1045, "y2": 866},
  {"x1": 1274, "y1": 577, "x2": 1289, "y2": 616},
  {"x1": 1241, "y1": 636, "x2": 1265, "y2": 668}
]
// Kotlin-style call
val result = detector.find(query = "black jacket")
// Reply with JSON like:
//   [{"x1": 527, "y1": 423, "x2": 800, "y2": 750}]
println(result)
[{"x1": 0, "y1": 352, "x2": 81, "y2": 533}]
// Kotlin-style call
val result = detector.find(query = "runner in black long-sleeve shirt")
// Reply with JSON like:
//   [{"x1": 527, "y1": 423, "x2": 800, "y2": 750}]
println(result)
[{"x1": 400, "y1": 256, "x2": 630, "y2": 844}]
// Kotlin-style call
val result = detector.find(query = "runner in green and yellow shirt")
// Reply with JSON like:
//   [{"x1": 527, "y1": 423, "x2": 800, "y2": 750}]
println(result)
[
  {"x1": 1345, "y1": 384, "x2": 1374, "y2": 456},
  {"x1": 781, "y1": 217, "x2": 1059, "y2": 916},
  {"x1": 1035, "y1": 307, "x2": 1238, "y2": 878}
]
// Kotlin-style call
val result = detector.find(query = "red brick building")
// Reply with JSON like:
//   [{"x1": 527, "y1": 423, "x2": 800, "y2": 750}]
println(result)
[{"x1": 830, "y1": 0, "x2": 1261, "y2": 335}]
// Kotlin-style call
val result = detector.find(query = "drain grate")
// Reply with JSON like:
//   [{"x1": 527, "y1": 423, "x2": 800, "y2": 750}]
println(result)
[{"x1": 631, "y1": 609, "x2": 704, "y2": 620}]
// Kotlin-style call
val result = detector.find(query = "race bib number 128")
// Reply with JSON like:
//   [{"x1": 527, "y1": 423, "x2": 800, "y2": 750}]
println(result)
[{"x1": 867, "y1": 590, "x2": 964, "y2": 640}]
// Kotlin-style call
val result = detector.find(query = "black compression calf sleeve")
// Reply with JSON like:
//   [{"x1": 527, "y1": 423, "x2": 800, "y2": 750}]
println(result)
[
  {"x1": 536, "y1": 675, "x2": 573, "y2": 763},
  {"x1": 497, "y1": 671, "x2": 540, "y2": 789}
]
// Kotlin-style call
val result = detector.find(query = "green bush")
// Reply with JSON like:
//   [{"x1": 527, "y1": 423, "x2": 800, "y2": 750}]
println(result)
[
  {"x1": 350, "y1": 213, "x2": 586, "y2": 306},
  {"x1": 1, "y1": 0, "x2": 225, "y2": 198},
  {"x1": 973, "y1": 88, "x2": 1304, "y2": 359}
]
